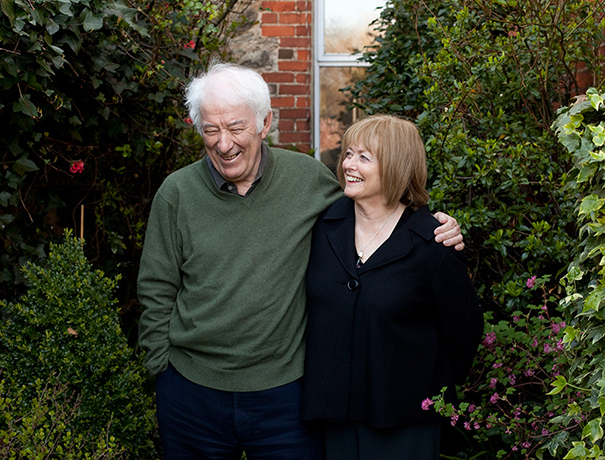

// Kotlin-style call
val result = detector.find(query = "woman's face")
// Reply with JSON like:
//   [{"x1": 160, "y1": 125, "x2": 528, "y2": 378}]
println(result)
[{"x1": 341, "y1": 144, "x2": 384, "y2": 203}]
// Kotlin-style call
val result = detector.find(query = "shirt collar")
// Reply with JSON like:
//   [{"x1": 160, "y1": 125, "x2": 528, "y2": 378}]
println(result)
[{"x1": 206, "y1": 143, "x2": 269, "y2": 197}]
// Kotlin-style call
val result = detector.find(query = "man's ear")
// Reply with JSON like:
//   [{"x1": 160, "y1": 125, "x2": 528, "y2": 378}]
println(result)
[{"x1": 261, "y1": 111, "x2": 273, "y2": 139}]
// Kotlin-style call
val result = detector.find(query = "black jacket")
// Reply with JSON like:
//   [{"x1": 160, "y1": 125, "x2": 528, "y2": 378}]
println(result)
[{"x1": 302, "y1": 197, "x2": 483, "y2": 428}]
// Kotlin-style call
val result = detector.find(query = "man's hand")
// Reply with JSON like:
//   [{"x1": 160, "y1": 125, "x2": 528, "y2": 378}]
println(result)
[{"x1": 433, "y1": 212, "x2": 464, "y2": 251}]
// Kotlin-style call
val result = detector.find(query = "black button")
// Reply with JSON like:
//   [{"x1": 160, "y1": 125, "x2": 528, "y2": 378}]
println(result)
[{"x1": 347, "y1": 279, "x2": 359, "y2": 291}]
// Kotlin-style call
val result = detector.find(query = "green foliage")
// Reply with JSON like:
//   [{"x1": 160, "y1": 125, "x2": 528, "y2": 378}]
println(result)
[
  {"x1": 0, "y1": 0, "x2": 250, "y2": 306},
  {"x1": 0, "y1": 232, "x2": 156, "y2": 459},
  {"x1": 350, "y1": 0, "x2": 605, "y2": 457},
  {"x1": 0, "y1": 378, "x2": 125, "y2": 459},
  {"x1": 549, "y1": 89, "x2": 605, "y2": 459}
]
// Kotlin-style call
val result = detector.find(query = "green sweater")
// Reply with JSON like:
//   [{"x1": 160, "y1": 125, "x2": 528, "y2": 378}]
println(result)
[{"x1": 137, "y1": 146, "x2": 342, "y2": 391}]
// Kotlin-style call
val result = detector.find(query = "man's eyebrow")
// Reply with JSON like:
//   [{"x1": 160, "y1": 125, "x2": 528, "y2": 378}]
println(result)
[{"x1": 201, "y1": 120, "x2": 246, "y2": 130}]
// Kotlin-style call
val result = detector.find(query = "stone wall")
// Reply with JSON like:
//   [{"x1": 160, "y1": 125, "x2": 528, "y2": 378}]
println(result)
[{"x1": 228, "y1": 0, "x2": 314, "y2": 153}]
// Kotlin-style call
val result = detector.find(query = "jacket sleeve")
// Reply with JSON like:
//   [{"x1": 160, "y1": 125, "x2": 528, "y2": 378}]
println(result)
[
  {"x1": 137, "y1": 188, "x2": 182, "y2": 377},
  {"x1": 432, "y1": 247, "x2": 484, "y2": 386}
]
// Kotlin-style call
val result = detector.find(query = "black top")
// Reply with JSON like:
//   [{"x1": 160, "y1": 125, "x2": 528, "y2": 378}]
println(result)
[{"x1": 302, "y1": 197, "x2": 483, "y2": 428}]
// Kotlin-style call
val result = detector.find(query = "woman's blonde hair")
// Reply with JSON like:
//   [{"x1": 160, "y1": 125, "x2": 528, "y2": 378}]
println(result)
[{"x1": 336, "y1": 114, "x2": 430, "y2": 208}]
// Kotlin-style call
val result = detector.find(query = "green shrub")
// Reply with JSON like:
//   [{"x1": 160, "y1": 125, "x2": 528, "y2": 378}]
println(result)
[
  {"x1": 349, "y1": 0, "x2": 605, "y2": 457},
  {"x1": 0, "y1": 378, "x2": 125, "y2": 460},
  {"x1": 0, "y1": 0, "x2": 248, "y2": 311},
  {"x1": 0, "y1": 232, "x2": 156, "y2": 459}
]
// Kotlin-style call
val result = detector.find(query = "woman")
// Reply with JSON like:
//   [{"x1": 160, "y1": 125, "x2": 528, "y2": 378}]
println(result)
[{"x1": 302, "y1": 115, "x2": 483, "y2": 460}]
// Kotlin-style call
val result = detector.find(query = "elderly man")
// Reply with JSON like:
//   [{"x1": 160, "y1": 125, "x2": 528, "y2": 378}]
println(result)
[{"x1": 137, "y1": 62, "x2": 464, "y2": 460}]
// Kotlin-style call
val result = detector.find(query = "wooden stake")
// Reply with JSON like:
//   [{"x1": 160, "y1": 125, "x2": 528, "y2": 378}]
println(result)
[{"x1": 80, "y1": 204, "x2": 84, "y2": 241}]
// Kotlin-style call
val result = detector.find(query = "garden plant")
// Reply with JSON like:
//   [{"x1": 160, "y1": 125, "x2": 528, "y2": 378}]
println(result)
[
  {"x1": 348, "y1": 0, "x2": 605, "y2": 457},
  {"x1": 2, "y1": 0, "x2": 605, "y2": 458}
]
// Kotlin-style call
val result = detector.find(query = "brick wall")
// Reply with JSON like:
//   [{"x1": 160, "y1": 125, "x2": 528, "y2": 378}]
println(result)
[{"x1": 260, "y1": 1, "x2": 313, "y2": 153}]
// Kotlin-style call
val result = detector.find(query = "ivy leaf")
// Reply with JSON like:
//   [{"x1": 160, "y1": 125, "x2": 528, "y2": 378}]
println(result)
[
  {"x1": 81, "y1": 9, "x2": 104, "y2": 32},
  {"x1": 581, "y1": 418, "x2": 604, "y2": 442},
  {"x1": 1, "y1": 0, "x2": 15, "y2": 25},
  {"x1": 15, "y1": 157, "x2": 39, "y2": 175},
  {"x1": 547, "y1": 375, "x2": 568, "y2": 395},
  {"x1": 563, "y1": 441, "x2": 589, "y2": 459},
  {"x1": 579, "y1": 195, "x2": 605, "y2": 216}
]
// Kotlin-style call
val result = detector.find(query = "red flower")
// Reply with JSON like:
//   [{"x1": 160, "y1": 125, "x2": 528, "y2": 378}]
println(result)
[
  {"x1": 70, "y1": 161, "x2": 85, "y2": 174},
  {"x1": 183, "y1": 40, "x2": 196, "y2": 50},
  {"x1": 184, "y1": 117, "x2": 193, "y2": 124}
]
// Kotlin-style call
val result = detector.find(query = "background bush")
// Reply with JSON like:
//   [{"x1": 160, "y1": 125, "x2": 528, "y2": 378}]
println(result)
[
  {"x1": 349, "y1": 0, "x2": 605, "y2": 457},
  {"x1": 0, "y1": 0, "x2": 251, "y2": 326},
  {"x1": 0, "y1": 233, "x2": 156, "y2": 459}
]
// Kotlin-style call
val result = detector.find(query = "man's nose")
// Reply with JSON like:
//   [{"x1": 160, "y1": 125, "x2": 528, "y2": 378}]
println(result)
[{"x1": 217, "y1": 131, "x2": 234, "y2": 153}]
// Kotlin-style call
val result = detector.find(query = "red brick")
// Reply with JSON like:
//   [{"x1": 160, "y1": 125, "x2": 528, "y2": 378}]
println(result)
[
  {"x1": 262, "y1": 12, "x2": 278, "y2": 23},
  {"x1": 263, "y1": 72, "x2": 295, "y2": 83},
  {"x1": 262, "y1": 25, "x2": 296, "y2": 37},
  {"x1": 576, "y1": 67, "x2": 594, "y2": 90},
  {"x1": 262, "y1": 1, "x2": 296, "y2": 12},
  {"x1": 297, "y1": 49, "x2": 309, "y2": 61},
  {"x1": 278, "y1": 61, "x2": 309, "y2": 72},
  {"x1": 280, "y1": 132, "x2": 311, "y2": 143},
  {"x1": 296, "y1": 96, "x2": 311, "y2": 108},
  {"x1": 279, "y1": 13, "x2": 304, "y2": 24},
  {"x1": 296, "y1": 119, "x2": 310, "y2": 130},
  {"x1": 296, "y1": 25, "x2": 310, "y2": 35},
  {"x1": 279, "y1": 84, "x2": 308, "y2": 95},
  {"x1": 280, "y1": 108, "x2": 309, "y2": 119},
  {"x1": 280, "y1": 37, "x2": 311, "y2": 48},
  {"x1": 297, "y1": 1, "x2": 312, "y2": 12},
  {"x1": 295, "y1": 73, "x2": 310, "y2": 84},
  {"x1": 279, "y1": 120, "x2": 295, "y2": 131},
  {"x1": 271, "y1": 96, "x2": 296, "y2": 108}
]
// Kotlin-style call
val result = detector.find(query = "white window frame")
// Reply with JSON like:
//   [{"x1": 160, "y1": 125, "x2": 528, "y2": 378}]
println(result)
[{"x1": 312, "y1": 0, "x2": 372, "y2": 160}]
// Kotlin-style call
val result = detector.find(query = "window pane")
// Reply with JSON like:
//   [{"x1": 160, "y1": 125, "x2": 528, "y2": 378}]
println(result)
[
  {"x1": 324, "y1": 0, "x2": 385, "y2": 54},
  {"x1": 319, "y1": 66, "x2": 366, "y2": 172}
]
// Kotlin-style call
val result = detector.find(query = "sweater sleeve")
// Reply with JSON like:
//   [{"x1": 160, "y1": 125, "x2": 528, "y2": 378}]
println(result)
[
  {"x1": 312, "y1": 156, "x2": 344, "y2": 208},
  {"x1": 137, "y1": 187, "x2": 182, "y2": 377}
]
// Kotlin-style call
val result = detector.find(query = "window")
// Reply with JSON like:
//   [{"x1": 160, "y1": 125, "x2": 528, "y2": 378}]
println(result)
[{"x1": 313, "y1": 0, "x2": 386, "y2": 172}]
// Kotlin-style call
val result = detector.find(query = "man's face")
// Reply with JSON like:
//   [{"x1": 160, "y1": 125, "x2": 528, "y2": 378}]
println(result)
[{"x1": 200, "y1": 98, "x2": 272, "y2": 195}]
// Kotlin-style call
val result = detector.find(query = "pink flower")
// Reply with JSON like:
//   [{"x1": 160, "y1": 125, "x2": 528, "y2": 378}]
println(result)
[
  {"x1": 526, "y1": 276, "x2": 537, "y2": 288},
  {"x1": 542, "y1": 428, "x2": 549, "y2": 436},
  {"x1": 493, "y1": 362, "x2": 503, "y2": 369},
  {"x1": 482, "y1": 332, "x2": 497, "y2": 350},
  {"x1": 468, "y1": 404, "x2": 476, "y2": 413},
  {"x1": 552, "y1": 321, "x2": 566, "y2": 334},
  {"x1": 524, "y1": 369, "x2": 534, "y2": 377},
  {"x1": 464, "y1": 421, "x2": 472, "y2": 430},
  {"x1": 490, "y1": 392, "x2": 500, "y2": 404},
  {"x1": 513, "y1": 315, "x2": 520, "y2": 322},
  {"x1": 450, "y1": 414, "x2": 459, "y2": 426},
  {"x1": 508, "y1": 374, "x2": 516, "y2": 385},
  {"x1": 421, "y1": 398, "x2": 434, "y2": 411},
  {"x1": 70, "y1": 160, "x2": 84, "y2": 174},
  {"x1": 489, "y1": 377, "x2": 498, "y2": 389},
  {"x1": 184, "y1": 117, "x2": 193, "y2": 124},
  {"x1": 544, "y1": 343, "x2": 554, "y2": 353},
  {"x1": 522, "y1": 441, "x2": 531, "y2": 448},
  {"x1": 474, "y1": 422, "x2": 480, "y2": 430},
  {"x1": 512, "y1": 446, "x2": 518, "y2": 451}
]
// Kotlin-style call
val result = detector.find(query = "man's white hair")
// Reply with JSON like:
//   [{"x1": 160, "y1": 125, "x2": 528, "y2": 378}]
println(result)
[{"x1": 184, "y1": 62, "x2": 272, "y2": 134}]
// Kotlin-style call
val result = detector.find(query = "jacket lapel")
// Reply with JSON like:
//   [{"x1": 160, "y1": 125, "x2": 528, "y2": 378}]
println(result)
[
  {"x1": 322, "y1": 198, "x2": 358, "y2": 278},
  {"x1": 322, "y1": 201, "x2": 438, "y2": 275},
  {"x1": 364, "y1": 205, "x2": 436, "y2": 272}
]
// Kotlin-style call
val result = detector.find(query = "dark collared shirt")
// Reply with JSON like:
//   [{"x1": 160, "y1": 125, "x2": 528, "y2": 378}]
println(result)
[{"x1": 206, "y1": 143, "x2": 269, "y2": 197}]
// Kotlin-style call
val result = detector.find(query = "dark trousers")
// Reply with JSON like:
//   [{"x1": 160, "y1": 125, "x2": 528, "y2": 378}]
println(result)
[
  {"x1": 324, "y1": 420, "x2": 441, "y2": 460},
  {"x1": 155, "y1": 363, "x2": 323, "y2": 460}
]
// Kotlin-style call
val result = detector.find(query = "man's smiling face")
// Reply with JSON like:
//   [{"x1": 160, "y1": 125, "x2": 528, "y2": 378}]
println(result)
[{"x1": 200, "y1": 98, "x2": 271, "y2": 195}]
